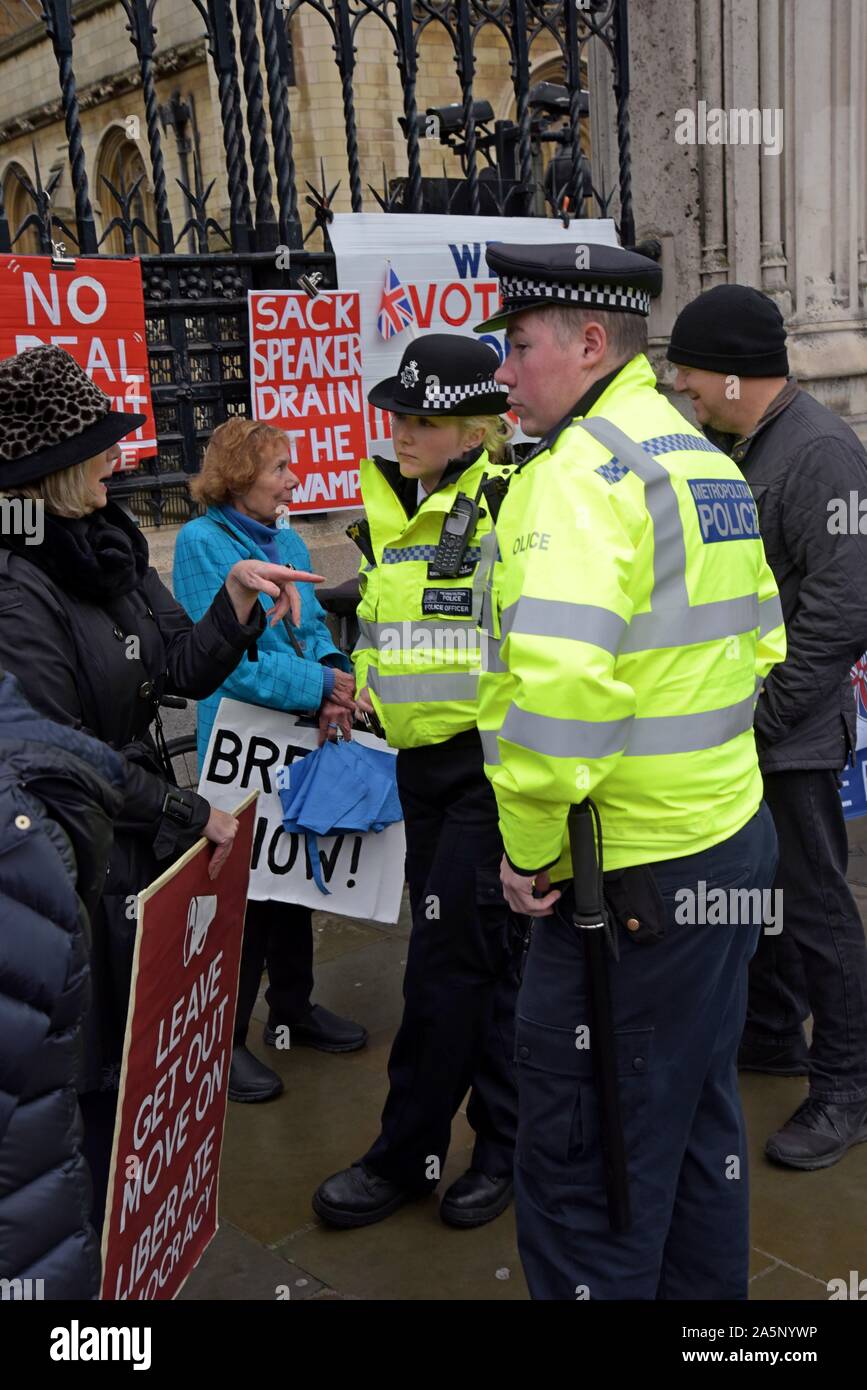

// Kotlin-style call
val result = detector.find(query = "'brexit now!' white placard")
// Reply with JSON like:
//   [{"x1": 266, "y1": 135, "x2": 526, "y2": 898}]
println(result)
[{"x1": 198, "y1": 700, "x2": 405, "y2": 923}]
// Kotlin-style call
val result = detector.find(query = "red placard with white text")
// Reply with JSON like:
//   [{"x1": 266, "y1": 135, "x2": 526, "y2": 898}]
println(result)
[
  {"x1": 99, "y1": 794, "x2": 256, "y2": 1301},
  {"x1": 0, "y1": 254, "x2": 156, "y2": 471},
  {"x1": 248, "y1": 290, "x2": 366, "y2": 512}
]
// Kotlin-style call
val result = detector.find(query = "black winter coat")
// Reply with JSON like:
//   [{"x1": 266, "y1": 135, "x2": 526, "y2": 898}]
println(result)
[
  {"x1": 0, "y1": 502, "x2": 264, "y2": 1090},
  {"x1": 0, "y1": 671, "x2": 124, "y2": 1298},
  {"x1": 715, "y1": 384, "x2": 867, "y2": 773}
]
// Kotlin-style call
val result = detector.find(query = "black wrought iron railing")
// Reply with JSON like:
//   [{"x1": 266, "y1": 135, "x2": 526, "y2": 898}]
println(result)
[{"x1": 0, "y1": 0, "x2": 635, "y2": 524}]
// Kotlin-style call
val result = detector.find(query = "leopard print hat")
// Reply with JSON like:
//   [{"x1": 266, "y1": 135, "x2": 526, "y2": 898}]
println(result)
[{"x1": 0, "y1": 344, "x2": 147, "y2": 486}]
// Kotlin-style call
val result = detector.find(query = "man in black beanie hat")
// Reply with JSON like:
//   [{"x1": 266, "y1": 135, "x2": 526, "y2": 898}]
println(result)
[{"x1": 668, "y1": 283, "x2": 867, "y2": 1171}]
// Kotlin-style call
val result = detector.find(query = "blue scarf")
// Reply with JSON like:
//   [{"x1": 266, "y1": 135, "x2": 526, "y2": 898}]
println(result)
[
  {"x1": 217, "y1": 505, "x2": 337, "y2": 697},
  {"x1": 220, "y1": 505, "x2": 281, "y2": 563}
]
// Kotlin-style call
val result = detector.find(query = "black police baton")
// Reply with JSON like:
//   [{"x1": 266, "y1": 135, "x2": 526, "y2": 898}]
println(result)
[{"x1": 568, "y1": 800, "x2": 632, "y2": 1234}]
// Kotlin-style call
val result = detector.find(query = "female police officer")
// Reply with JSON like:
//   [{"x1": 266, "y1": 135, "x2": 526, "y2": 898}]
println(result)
[{"x1": 313, "y1": 335, "x2": 520, "y2": 1229}]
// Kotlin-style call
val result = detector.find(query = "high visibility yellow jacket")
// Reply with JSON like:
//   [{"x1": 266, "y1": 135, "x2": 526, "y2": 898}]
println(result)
[
  {"x1": 477, "y1": 353, "x2": 787, "y2": 877},
  {"x1": 354, "y1": 450, "x2": 515, "y2": 749}
]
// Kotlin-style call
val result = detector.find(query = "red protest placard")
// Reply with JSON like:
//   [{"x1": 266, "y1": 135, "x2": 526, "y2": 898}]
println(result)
[
  {"x1": 0, "y1": 254, "x2": 156, "y2": 472},
  {"x1": 100, "y1": 793, "x2": 257, "y2": 1301},
  {"x1": 249, "y1": 290, "x2": 366, "y2": 512}
]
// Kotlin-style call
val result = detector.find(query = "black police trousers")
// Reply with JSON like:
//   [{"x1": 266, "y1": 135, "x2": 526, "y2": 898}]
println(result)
[
  {"x1": 515, "y1": 802, "x2": 778, "y2": 1300},
  {"x1": 744, "y1": 770, "x2": 867, "y2": 1102},
  {"x1": 363, "y1": 728, "x2": 519, "y2": 1192}
]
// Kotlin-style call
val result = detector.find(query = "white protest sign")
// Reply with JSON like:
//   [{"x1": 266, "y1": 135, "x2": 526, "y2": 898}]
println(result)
[
  {"x1": 327, "y1": 211, "x2": 618, "y2": 454},
  {"x1": 198, "y1": 699, "x2": 405, "y2": 923}
]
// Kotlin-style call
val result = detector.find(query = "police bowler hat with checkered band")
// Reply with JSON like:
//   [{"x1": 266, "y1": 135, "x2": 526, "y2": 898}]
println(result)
[
  {"x1": 367, "y1": 334, "x2": 509, "y2": 417},
  {"x1": 474, "y1": 241, "x2": 663, "y2": 334}
]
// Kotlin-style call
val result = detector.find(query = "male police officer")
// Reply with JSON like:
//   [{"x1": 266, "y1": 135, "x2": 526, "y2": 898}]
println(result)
[{"x1": 473, "y1": 243, "x2": 786, "y2": 1299}]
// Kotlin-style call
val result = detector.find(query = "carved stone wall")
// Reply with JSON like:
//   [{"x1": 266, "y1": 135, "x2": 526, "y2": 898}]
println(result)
[{"x1": 594, "y1": 0, "x2": 866, "y2": 438}]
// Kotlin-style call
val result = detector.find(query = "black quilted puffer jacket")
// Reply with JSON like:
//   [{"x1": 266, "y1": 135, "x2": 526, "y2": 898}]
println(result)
[{"x1": 0, "y1": 671, "x2": 124, "y2": 1299}]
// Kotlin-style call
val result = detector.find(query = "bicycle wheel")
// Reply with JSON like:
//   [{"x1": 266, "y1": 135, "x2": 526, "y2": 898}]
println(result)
[{"x1": 164, "y1": 733, "x2": 199, "y2": 792}]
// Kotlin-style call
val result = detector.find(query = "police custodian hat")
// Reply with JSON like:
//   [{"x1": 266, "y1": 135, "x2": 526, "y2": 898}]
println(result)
[
  {"x1": 368, "y1": 333, "x2": 509, "y2": 417},
  {"x1": 474, "y1": 241, "x2": 663, "y2": 334}
]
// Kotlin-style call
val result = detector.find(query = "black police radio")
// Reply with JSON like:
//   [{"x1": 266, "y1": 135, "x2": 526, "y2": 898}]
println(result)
[{"x1": 428, "y1": 475, "x2": 487, "y2": 579}]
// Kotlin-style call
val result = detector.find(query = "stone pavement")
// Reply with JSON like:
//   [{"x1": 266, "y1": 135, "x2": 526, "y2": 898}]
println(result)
[{"x1": 146, "y1": 520, "x2": 867, "y2": 1302}]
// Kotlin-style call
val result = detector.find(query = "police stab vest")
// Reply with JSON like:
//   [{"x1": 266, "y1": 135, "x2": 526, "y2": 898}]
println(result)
[{"x1": 353, "y1": 450, "x2": 515, "y2": 750}]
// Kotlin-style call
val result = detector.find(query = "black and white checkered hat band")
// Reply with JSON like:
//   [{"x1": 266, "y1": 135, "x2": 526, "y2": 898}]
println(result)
[
  {"x1": 500, "y1": 276, "x2": 651, "y2": 315},
  {"x1": 422, "y1": 378, "x2": 500, "y2": 406}
]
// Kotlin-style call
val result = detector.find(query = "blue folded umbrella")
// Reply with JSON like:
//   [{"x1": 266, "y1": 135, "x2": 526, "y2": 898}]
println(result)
[{"x1": 278, "y1": 739, "x2": 403, "y2": 893}]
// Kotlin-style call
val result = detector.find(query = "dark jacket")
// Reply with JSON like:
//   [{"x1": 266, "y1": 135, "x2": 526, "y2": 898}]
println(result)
[
  {"x1": 715, "y1": 383, "x2": 867, "y2": 773},
  {"x1": 0, "y1": 671, "x2": 124, "y2": 1298},
  {"x1": 0, "y1": 502, "x2": 264, "y2": 1089}
]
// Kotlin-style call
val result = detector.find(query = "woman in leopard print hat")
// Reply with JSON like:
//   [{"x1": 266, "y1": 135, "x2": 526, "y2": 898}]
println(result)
[{"x1": 0, "y1": 344, "x2": 321, "y2": 1232}]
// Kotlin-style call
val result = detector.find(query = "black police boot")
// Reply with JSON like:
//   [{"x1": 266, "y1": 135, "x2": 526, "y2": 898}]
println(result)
[
  {"x1": 228, "y1": 1045, "x2": 283, "y2": 1103},
  {"x1": 737, "y1": 1035, "x2": 809, "y2": 1076},
  {"x1": 263, "y1": 1004, "x2": 368, "y2": 1054},
  {"x1": 312, "y1": 1162, "x2": 421, "y2": 1229},
  {"x1": 765, "y1": 1096, "x2": 867, "y2": 1170},
  {"x1": 439, "y1": 1169, "x2": 514, "y2": 1228}
]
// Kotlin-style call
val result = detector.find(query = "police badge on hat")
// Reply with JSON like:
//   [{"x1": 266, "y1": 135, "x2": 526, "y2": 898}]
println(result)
[
  {"x1": 368, "y1": 334, "x2": 509, "y2": 417},
  {"x1": 474, "y1": 242, "x2": 663, "y2": 334}
]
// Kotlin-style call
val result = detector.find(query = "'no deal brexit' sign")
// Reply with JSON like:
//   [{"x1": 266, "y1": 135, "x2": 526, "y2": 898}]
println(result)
[{"x1": 0, "y1": 254, "x2": 156, "y2": 472}]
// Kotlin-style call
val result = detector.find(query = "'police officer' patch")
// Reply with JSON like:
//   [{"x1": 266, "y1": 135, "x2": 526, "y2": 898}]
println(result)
[
  {"x1": 422, "y1": 588, "x2": 472, "y2": 617},
  {"x1": 688, "y1": 478, "x2": 760, "y2": 542}
]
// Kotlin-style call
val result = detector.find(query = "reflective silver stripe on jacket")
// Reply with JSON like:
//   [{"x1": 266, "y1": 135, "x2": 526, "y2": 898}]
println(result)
[
  {"x1": 479, "y1": 728, "x2": 501, "y2": 765},
  {"x1": 482, "y1": 638, "x2": 509, "y2": 674},
  {"x1": 354, "y1": 619, "x2": 374, "y2": 654},
  {"x1": 627, "y1": 692, "x2": 756, "y2": 754},
  {"x1": 359, "y1": 618, "x2": 480, "y2": 648},
  {"x1": 473, "y1": 526, "x2": 501, "y2": 627},
  {"x1": 759, "y1": 593, "x2": 783, "y2": 636},
  {"x1": 498, "y1": 706, "x2": 629, "y2": 760},
  {"x1": 368, "y1": 668, "x2": 479, "y2": 703},
  {"x1": 622, "y1": 594, "x2": 760, "y2": 653},
  {"x1": 494, "y1": 587, "x2": 764, "y2": 657},
  {"x1": 501, "y1": 596, "x2": 627, "y2": 655},
  {"x1": 578, "y1": 418, "x2": 691, "y2": 608},
  {"x1": 482, "y1": 691, "x2": 756, "y2": 765}
]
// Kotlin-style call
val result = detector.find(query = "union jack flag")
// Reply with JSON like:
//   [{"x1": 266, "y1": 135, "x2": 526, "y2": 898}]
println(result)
[
  {"x1": 851, "y1": 653, "x2": 867, "y2": 719},
  {"x1": 377, "y1": 262, "x2": 415, "y2": 340}
]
